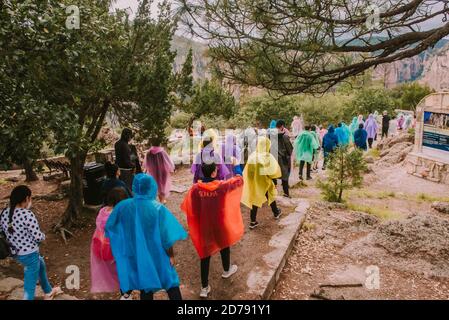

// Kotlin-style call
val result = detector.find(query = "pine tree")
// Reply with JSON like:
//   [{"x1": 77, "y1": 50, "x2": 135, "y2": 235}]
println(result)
[{"x1": 318, "y1": 146, "x2": 367, "y2": 203}]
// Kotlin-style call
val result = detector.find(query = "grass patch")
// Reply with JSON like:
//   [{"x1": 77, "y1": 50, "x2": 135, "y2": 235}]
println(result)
[
  {"x1": 347, "y1": 202, "x2": 401, "y2": 220},
  {"x1": 415, "y1": 193, "x2": 449, "y2": 203},
  {"x1": 301, "y1": 222, "x2": 316, "y2": 231},
  {"x1": 349, "y1": 189, "x2": 396, "y2": 200},
  {"x1": 366, "y1": 148, "x2": 381, "y2": 159},
  {"x1": 0, "y1": 179, "x2": 7, "y2": 185}
]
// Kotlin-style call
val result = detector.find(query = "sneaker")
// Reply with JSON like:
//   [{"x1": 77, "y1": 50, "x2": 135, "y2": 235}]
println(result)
[
  {"x1": 306, "y1": 176, "x2": 312, "y2": 180},
  {"x1": 200, "y1": 285, "x2": 211, "y2": 298},
  {"x1": 120, "y1": 293, "x2": 133, "y2": 300},
  {"x1": 299, "y1": 175, "x2": 303, "y2": 180},
  {"x1": 283, "y1": 193, "x2": 291, "y2": 198},
  {"x1": 222, "y1": 265, "x2": 238, "y2": 279},
  {"x1": 274, "y1": 209, "x2": 283, "y2": 220},
  {"x1": 44, "y1": 286, "x2": 63, "y2": 300},
  {"x1": 249, "y1": 221, "x2": 259, "y2": 230}
]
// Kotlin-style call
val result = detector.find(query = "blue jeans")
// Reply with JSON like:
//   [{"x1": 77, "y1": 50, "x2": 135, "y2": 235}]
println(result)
[{"x1": 15, "y1": 251, "x2": 52, "y2": 300}]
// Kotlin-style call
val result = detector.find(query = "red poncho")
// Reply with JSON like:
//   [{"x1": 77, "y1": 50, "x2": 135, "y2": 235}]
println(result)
[{"x1": 181, "y1": 176, "x2": 244, "y2": 259}]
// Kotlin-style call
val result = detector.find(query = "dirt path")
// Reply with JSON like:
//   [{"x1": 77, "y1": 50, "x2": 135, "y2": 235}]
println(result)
[{"x1": 0, "y1": 167, "x2": 296, "y2": 300}]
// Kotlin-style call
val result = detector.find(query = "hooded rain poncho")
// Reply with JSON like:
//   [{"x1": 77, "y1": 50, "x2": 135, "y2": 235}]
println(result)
[
  {"x1": 105, "y1": 174, "x2": 188, "y2": 293},
  {"x1": 241, "y1": 137, "x2": 281, "y2": 208},
  {"x1": 294, "y1": 131, "x2": 319, "y2": 163}
]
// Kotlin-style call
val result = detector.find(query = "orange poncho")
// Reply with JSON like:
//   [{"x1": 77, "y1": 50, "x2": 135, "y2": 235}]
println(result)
[{"x1": 181, "y1": 176, "x2": 244, "y2": 259}]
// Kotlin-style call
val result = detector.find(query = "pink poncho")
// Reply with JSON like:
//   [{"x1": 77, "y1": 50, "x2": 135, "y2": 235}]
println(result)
[
  {"x1": 90, "y1": 207, "x2": 120, "y2": 293},
  {"x1": 144, "y1": 147, "x2": 175, "y2": 198}
]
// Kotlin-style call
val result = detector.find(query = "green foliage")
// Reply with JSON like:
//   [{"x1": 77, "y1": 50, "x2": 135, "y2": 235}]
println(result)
[
  {"x1": 390, "y1": 83, "x2": 434, "y2": 111},
  {"x1": 233, "y1": 95, "x2": 299, "y2": 128},
  {"x1": 318, "y1": 146, "x2": 367, "y2": 203},
  {"x1": 343, "y1": 88, "x2": 395, "y2": 119},
  {"x1": 186, "y1": 80, "x2": 237, "y2": 120},
  {"x1": 170, "y1": 111, "x2": 194, "y2": 129}
]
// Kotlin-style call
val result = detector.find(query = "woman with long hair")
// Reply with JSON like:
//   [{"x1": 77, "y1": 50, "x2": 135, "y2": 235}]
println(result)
[{"x1": 0, "y1": 185, "x2": 62, "y2": 300}]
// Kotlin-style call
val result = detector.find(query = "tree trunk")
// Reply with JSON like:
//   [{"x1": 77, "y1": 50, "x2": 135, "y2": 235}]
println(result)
[
  {"x1": 23, "y1": 159, "x2": 38, "y2": 182},
  {"x1": 59, "y1": 152, "x2": 86, "y2": 228}
]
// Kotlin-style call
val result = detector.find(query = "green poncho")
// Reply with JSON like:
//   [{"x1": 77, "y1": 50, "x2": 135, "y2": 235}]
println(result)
[{"x1": 294, "y1": 131, "x2": 319, "y2": 163}]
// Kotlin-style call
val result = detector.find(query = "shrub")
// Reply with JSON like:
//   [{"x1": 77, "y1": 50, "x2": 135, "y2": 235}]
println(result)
[{"x1": 318, "y1": 146, "x2": 367, "y2": 202}]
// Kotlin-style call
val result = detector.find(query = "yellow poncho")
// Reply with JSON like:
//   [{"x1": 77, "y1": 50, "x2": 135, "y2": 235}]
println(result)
[{"x1": 241, "y1": 137, "x2": 282, "y2": 209}]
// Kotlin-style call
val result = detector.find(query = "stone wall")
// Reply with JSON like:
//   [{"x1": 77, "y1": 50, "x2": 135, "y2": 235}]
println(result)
[{"x1": 405, "y1": 92, "x2": 449, "y2": 185}]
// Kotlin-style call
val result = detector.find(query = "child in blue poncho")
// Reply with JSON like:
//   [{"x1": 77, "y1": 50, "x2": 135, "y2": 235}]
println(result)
[{"x1": 105, "y1": 173, "x2": 188, "y2": 300}]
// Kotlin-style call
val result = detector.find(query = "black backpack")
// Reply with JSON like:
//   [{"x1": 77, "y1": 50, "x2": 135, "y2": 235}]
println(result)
[{"x1": 0, "y1": 208, "x2": 12, "y2": 259}]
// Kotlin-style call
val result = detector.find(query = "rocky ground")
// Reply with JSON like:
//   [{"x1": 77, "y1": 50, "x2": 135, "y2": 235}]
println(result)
[{"x1": 273, "y1": 134, "x2": 449, "y2": 300}]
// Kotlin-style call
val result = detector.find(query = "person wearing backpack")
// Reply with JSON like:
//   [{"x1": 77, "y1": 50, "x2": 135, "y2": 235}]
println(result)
[
  {"x1": 90, "y1": 187, "x2": 129, "y2": 296},
  {"x1": 0, "y1": 185, "x2": 62, "y2": 300}
]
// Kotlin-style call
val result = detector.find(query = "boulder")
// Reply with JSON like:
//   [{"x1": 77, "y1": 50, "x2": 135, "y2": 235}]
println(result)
[
  {"x1": 0, "y1": 277, "x2": 24, "y2": 293},
  {"x1": 432, "y1": 202, "x2": 449, "y2": 214}
]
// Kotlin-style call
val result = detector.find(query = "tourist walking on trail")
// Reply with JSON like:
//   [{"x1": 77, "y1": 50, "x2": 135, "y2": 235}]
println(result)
[
  {"x1": 101, "y1": 162, "x2": 132, "y2": 204},
  {"x1": 311, "y1": 125, "x2": 321, "y2": 172},
  {"x1": 272, "y1": 120, "x2": 293, "y2": 198},
  {"x1": 105, "y1": 174, "x2": 187, "y2": 300},
  {"x1": 115, "y1": 128, "x2": 136, "y2": 191},
  {"x1": 1, "y1": 186, "x2": 62, "y2": 300},
  {"x1": 221, "y1": 133, "x2": 242, "y2": 180},
  {"x1": 241, "y1": 137, "x2": 282, "y2": 230},
  {"x1": 322, "y1": 125, "x2": 339, "y2": 170},
  {"x1": 364, "y1": 114, "x2": 378, "y2": 149},
  {"x1": 294, "y1": 126, "x2": 319, "y2": 180},
  {"x1": 291, "y1": 116, "x2": 303, "y2": 138},
  {"x1": 192, "y1": 133, "x2": 230, "y2": 183},
  {"x1": 381, "y1": 111, "x2": 390, "y2": 139},
  {"x1": 354, "y1": 124, "x2": 368, "y2": 151},
  {"x1": 144, "y1": 145, "x2": 175, "y2": 204},
  {"x1": 91, "y1": 188, "x2": 129, "y2": 295},
  {"x1": 350, "y1": 117, "x2": 359, "y2": 142},
  {"x1": 357, "y1": 115, "x2": 365, "y2": 125},
  {"x1": 181, "y1": 162, "x2": 243, "y2": 298},
  {"x1": 335, "y1": 122, "x2": 351, "y2": 146}
]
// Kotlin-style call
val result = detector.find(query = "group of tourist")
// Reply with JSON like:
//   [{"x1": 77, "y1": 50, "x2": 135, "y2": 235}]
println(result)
[{"x1": 0, "y1": 109, "x2": 416, "y2": 301}]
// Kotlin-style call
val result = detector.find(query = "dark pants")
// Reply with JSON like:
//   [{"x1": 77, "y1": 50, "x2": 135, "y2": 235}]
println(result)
[
  {"x1": 382, "y1": 127, "x2": 388, "y2": 138},
  {"x1": 250, "y1": 193, "x2": 279, "y2": 223},
  {"x1": 201, "y1": 248, "x2": 230, "y2": 288},
  {"x1": 122, "y1": 287, "x2": 182, "y2": 300},
  {"x1": 273, "y1": 179, "x2": 289, "y2": 196},
  {"x1": 368, "y1": 138, "x2": 374, "y2": 149},
  {"x1": 299, "y1": 161, "x2": 311, "y2": 178},
  {"x1": 119, "y1": 168, "x2": 134, "y2": 192}
]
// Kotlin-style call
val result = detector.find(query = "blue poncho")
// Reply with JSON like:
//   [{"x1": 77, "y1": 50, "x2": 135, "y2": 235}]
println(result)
[
  {"x1": 335, "y1": 123, "x2": 350, "y2": 146},
  {"x1": 322, "y1": 125, "x2": 339, "y2": 153},
  {"x1": 105, "y1": 173, "x2": 188, "y2": 293}
]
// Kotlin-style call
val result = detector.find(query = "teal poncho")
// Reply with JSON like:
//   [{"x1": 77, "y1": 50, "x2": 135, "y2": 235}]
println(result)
[
  {"x1": 350, "y1": 117, "x2": 359, "y2": 133},
  {"x1": 294, "y1": 131, "x2": 319, "y2": 163},
  {"x1": 335, "y1": 123, "x2": 351, "y2": 146},
  {"x1": 105, "y1": 173, "x2": 187, "y2": 293}
]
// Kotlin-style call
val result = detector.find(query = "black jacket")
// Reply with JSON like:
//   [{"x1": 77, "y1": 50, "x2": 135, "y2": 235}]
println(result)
[{"x1": 114, "y1": 139, "x2": 134, "y2": 169}]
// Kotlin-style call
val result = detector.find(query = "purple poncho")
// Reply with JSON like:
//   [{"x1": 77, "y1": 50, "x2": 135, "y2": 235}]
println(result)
[
  {"x1": 191, "y1": 145, "x2": 230, "y2": 183},
  {"x1": 364, "y1": 114, "x2": 378, "y2": 139}
]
